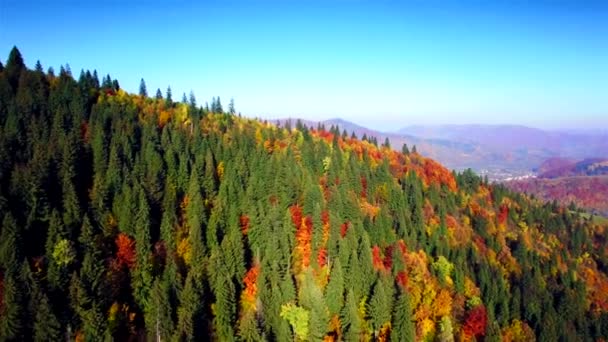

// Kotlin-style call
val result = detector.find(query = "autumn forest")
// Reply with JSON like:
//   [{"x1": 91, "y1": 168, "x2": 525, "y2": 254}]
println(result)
[{"x1": 0, "y1": 47, "x2": 607, "y2": 341}]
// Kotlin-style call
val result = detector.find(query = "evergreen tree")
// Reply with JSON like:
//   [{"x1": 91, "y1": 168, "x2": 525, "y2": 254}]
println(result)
[
  {"x1": 391, "y1": 289, "x2": 415, "y2": 342},
  {"x1": 5, "y1": 46, "x2": 25, "y2": 90},
  {"x1": 145, "y1": 277, "x2": 174, "y2": 341},
  {"x1": 369, "y1": 275, "x2": 393, "y2": 336},
  {"x1": 341, "y1": 290, "x2": 361, "y2": 341},
  {"x1": 166, "y1": 86, "x2": 173, "y2": 106},
  {"x1": 325, "y1": 258, "x2": 344, "y2": 317},
  {"x1": 228, "y1": 98, "x2": 235, "y2": 114},
  {"x1": 0, "y1": 274, "x2": 22, "y2": 340},
  {"x1": 132, "y1": 187, "x2": 152, "y2": 310},
  {"x1": 33, "y1": 293, "x2": 61, "y2": 342},
  {"x1": 139, "y1": 78, "x2": 147, "y2": 97}
]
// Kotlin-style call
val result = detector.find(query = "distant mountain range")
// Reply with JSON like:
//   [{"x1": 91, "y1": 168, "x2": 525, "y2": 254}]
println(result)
[{"x1": 274, "y1": 118, "x2": 608, "y2": 179}]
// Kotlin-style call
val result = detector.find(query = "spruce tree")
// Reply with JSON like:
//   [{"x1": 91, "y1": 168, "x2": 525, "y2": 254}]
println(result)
[
  {"x1": 391, "y1": 289, "x2": 415, "y2": 342},
  {"x1": 139, "y1": 78, "x2": 147, "y2": 97}
]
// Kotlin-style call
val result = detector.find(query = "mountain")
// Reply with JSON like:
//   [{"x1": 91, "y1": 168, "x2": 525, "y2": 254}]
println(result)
[
  {"x1": 1, "y1": 48, "x2": 608, "y2": 341},
  {"x1": 398, "y1": 124, "x2": 608, "y2": 177}
]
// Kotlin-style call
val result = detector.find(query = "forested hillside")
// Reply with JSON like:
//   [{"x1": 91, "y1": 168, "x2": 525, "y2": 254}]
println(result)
[{"x1": 1, "y1": 47, "x2": 607, "y2": 341}]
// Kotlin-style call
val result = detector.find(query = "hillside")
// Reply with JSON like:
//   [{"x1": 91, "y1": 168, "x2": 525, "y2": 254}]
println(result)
[
  {"x1": 505, "y1": 176, "x2": 608, "y2": 216},
  {"x1": 538, "y1": 158, "x2": 608, "y2": 179},
  {"x1": 504, "y1": 158, "x2": 608, "y2": 216},
  {"x1": 1, "y1": 48, "x2": 608, "y2": 341},
  {"x1": 275, "y1": 120, "x2": 608, "y2": 180}
]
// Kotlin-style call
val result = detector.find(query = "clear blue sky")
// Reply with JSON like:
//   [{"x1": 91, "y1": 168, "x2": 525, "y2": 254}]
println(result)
[{"x1": 1, "y1": 0, "x2": 607, "y2": 131}]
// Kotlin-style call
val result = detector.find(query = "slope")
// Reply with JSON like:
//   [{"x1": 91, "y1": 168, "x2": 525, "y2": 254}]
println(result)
[{"x1": 0, "y1": 47, "x2": 607, "y2": 341}]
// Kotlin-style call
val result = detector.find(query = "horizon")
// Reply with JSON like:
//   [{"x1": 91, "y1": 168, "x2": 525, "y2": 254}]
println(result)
[{"x1": 1, "y1": 0, "x2": 607, "y2": 132}]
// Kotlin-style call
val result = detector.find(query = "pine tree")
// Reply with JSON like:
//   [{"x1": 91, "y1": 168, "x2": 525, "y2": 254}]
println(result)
[
  {"x1": 166, "y1": 86, "x2": 173, "y2": 106},
  {"x1": 325, "y1": 258, "x2": 344, "y2": 317},
  {"x1": 0, "y1": 213, "x2": 20, "y2": 274},
  {"x1": 0, "y1": 274, "x2": 22, "y2": 340},
  {"x1": 155, "y1": 88, "x2": 163, "y2": 100},
  {"x1": 341, "y1": 290, "x2": 361, "y2": 341},
  {"x1": 369, "y1": 275, "x2": 393, "y2": 336},
  {"x1": 391, "y1": 289, "x2": 415, "y2": 342},
  {"x1": 5, "y1": 46, "x2": 25, "y2": 90},
  {"x1": 33, "y1": 293, "x2": 61, "y2": 342},
  {"x1": 174, "y1": 272, "x2": 204, "y2": 340},
  {"x1": 228, "y1": 98, "x2": 235, "y2": 114},
  {"x1": 132, "y1": 187, "x2": 153, "y2": 309},
  {"x1": 145, "y1": 277, "x2": 174, "y2": 341},
  {"x1": 139, "y1": 78, "x2": 147, "y2": 97}
]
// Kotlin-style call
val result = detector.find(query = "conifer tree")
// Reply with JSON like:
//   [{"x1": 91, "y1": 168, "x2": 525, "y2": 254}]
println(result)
[
  {"x1": 391, "y1": 289, "x2": 415, "y2": 342},
  {"x1": 33, "y1": 293, "x2": 61, "y2": 342},
  {"x1": 132, "y1": 187, "x2": 152, "y2": 309},
  {"x1": 139, "y1": 78, "x2": 147, "y2": 97},
  {"x1": 325, "y1": 258, "x2": 345, "y2": 317},
  {"x1": 341, "y1": 290, "x2": 362, "y2": 341},
  {"x1": 0, "y1": 274, "x2": 22, "y2": 340}
]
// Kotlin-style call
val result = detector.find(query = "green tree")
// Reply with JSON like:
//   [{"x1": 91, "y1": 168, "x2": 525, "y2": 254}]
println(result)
[
  {"x1": 5, "y1": 46, "x2": 25, "y2": 90},
  {"x1": 139, "y1": 78, "x2": 147, "y2": 97},
  {"x1": 33, "y1": 293, "x2": 61, "y2": 342},
  {"x1": 132, "y1": 187, "x2": 153, "y2": 309},
  {"x1": 325, "y1": 258, "x2": 344, "y2": 317},
  {"x1": 369, "y1": 275, "x2": 393, "y2": 336},
  {"x1": 391, "y1": 289, "x2": 415, "y2": 342},
  {"x1": 341, "y1": 290, "x2": 362, "y2": 341},
  {"x1": 0, "y1": 274, "x2": 22, "y2": 340}
]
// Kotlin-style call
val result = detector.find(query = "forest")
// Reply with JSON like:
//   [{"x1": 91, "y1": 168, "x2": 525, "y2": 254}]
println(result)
[{"x1": 0, "y1": 46, "x2": 607, "y2": 341}]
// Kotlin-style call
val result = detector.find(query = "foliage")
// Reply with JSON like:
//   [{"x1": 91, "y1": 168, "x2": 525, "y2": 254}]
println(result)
[{"x1": 0, "y1": 47, "x2": 606, "y2": 341}]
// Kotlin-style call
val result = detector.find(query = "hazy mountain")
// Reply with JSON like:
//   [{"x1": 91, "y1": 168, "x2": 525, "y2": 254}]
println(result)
[{"x1": 399, "y1": 124, "x2": 608, "y2": 162}]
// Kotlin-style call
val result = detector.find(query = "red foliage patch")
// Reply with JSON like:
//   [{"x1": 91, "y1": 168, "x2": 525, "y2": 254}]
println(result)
[
  {"x1": 446, "y1": 215, "x2": 459, "y2": 230},
  {"x1": 462, "y1": 305, "x2": 487, "y2": 338},
  {"x1": 242, "y1": 265, "x2": 260, "y2": 311},
  {"x1": 291, "y1": 205, "x2": 313, "y2": 272},
  {"x1": 240, "y1": 215, "x2": 250, "y2": 235},
  {"x1": 360, "y1": 177, "x2": 368, "y2": 198},
  {"x1": 340, "y1": 221, "x2": 350, "y2": 238},
  {"x1": 317, "y1": 248, "x2": 328, "y2": 267},
  {"x1": 383, "y1": 245, "x2": 393, "y2": 270},
  {"x1": 498, "y1": 204, "x2": 509, "y2": 225},
  {"x1": 290, "y1": 205, "x2": 303, "y2": 228},
  {"x1": 372, "y1": 246, "x2": 385, "y2": 271},
  {"x1": 396, "y1": 271, "x2": 409, "y2": 289},
  {"x1": 115, "y1": 233, "x2": 136, "y2": 269},
  {"x1": 321, "y1": 210, "x2": 330, "y2": 226},
  {"x1": 243, "y1": 265, "x2": 260, "y2": 299}
]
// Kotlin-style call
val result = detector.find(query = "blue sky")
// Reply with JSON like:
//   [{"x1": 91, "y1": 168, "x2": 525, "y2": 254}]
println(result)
[{"x1": 1, "y1": 0, "x2": 607, "y2": 131}]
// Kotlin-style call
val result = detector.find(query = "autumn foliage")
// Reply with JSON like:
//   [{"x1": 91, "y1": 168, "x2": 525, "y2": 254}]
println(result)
[
  {"x1": 291, "y1": 205, "x2": 312, "y2": 273},
  {"x1": 241, "y1": 265, "x2": 260, "y2": 312},
  {"x1": 115, "y1": 233, "x2": 136, "y2": 269},
  {"x1": 462, "y1": 305, "x2": 487, "y2": 339}
]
